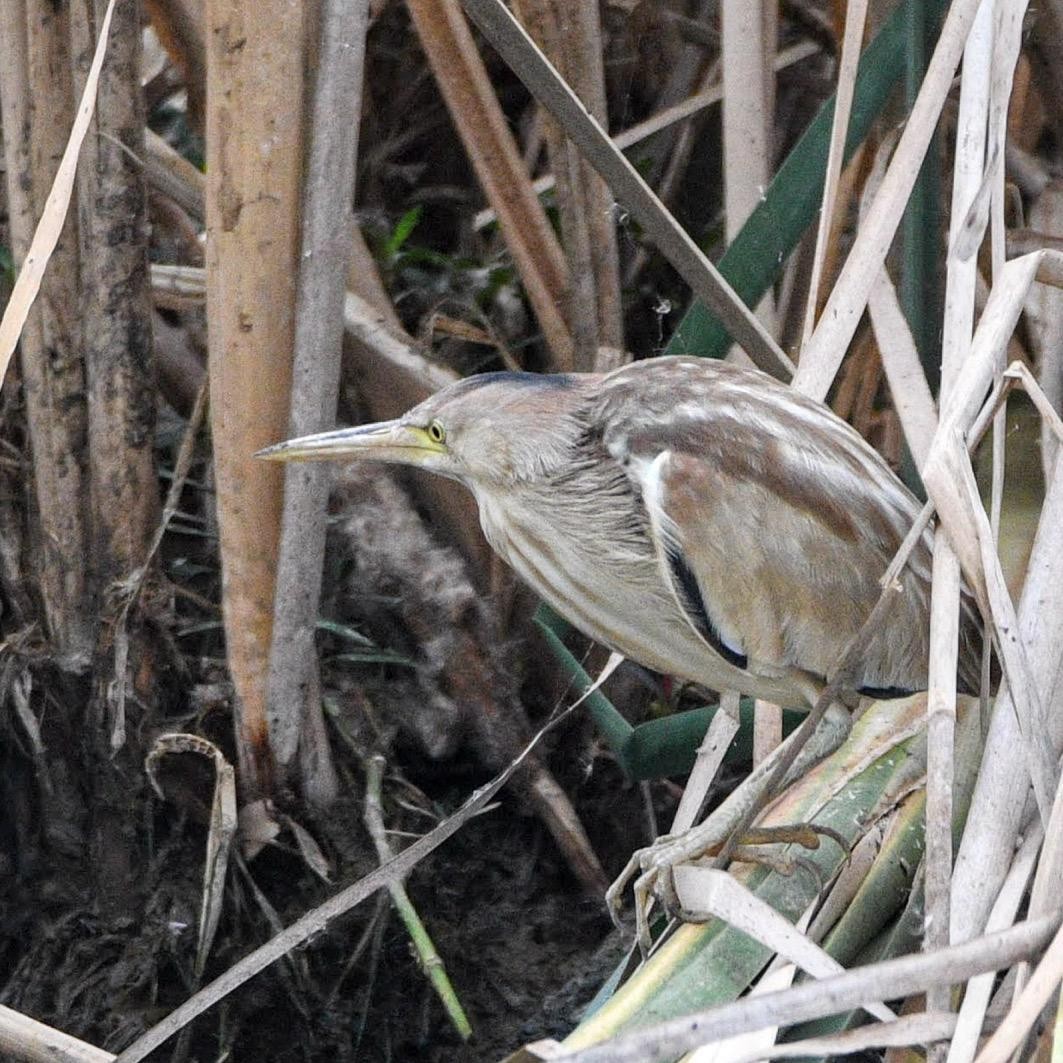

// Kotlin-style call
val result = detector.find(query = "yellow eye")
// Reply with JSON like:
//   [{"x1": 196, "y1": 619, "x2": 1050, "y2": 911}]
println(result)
[{"x1": 426, "y1": 419, "x2": 446, "y2": 444}]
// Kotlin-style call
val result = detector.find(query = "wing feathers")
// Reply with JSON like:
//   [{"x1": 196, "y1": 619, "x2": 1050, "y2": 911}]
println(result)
[{"x1": 602, "y1": 357, "x2": 949, "y2": 692}]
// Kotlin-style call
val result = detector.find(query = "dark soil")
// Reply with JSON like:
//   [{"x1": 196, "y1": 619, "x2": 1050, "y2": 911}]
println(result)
[{"x1": 0, "y1": 642, "x2": 676, "y2": 1062}]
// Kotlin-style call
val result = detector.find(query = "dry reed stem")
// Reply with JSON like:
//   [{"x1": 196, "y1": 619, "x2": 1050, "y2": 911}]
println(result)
[
  {"x1": 0, "y1": 0, "x2": 93, "y2": 662},
  {"x1": 794, "y1": 0, "x2": 986, "y2": 401},
  {"x1": 800, "y1": 0, "x2": 868, "y2": 345},
  {"x1": 0, "y1": 1005, "x2": 113, "y2": 1063},
  {"x1": 459, "y1": 0, "x2": 792, "y2": 379},
  {"x1": 868, "y1": 272, "x2": 938, "y2": 468},
  {"x1": 511, "y1": 0, "x2": 623, "y2": 371},
  {"x1": 406, "y1": 0, "x2": 575, "y2": 368},
  {"x1": 205, "y1": 0, "x2": 306, "y2": 795},
  {"x1": 144, "y1": 128, "x2": 205, "y2": 221},
  {"x1": 1025, "y1": 183, "x2": 1063, "y2": 478},
  {"x1": 923, "y1": 0, "x2": 994, "y2": 1029},
  {"x1": 143, "y1": 0, "x2": 205, "y2": 130},
  {"x1": 721, "y1": 0, "x2": 777, "y2": 344},
  {"x1": 265, "y1": 0, "x2": 369, "y2": 802}
]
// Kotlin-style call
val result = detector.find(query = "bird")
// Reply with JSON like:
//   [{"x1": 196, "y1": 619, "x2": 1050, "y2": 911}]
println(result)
[{"x1": 259, "y1": 355, "x2": 983, "y2": 710}]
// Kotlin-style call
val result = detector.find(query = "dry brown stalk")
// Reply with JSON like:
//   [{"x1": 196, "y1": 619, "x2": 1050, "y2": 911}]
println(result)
[
  {"x1": 205, "y1": 0, "x2": 306, "y2": 795},
  {"x1": 405, "y1": 0, "x2": 576, "y2": 369},
  {"x1": 143, "y1": 0, "x2": 206, "y2": 132},
  {"x1": 511, "y1": 0, "x2": 623, "y2": 371},
  {"x1": 0, "y1": 0, "x2": 93, "y2": 664},
  {"x1": 69, "y1": 0, "x2": 159, "y2": 593}
]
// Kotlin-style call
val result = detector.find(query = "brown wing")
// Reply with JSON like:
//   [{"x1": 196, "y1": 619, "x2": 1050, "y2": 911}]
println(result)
[{"x1": 595, "y1": 357, "x2": 981, "y2": 693}]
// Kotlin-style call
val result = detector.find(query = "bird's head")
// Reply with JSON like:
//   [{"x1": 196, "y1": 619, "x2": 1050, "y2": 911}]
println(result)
[{"x1": 257, "y1": 371, "x2": 588, "y2": 488}]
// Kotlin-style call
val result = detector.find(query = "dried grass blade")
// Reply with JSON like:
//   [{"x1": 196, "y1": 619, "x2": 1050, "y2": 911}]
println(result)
[{"x1": 147, "y1": 734, "x2": 238, "y2": 978}]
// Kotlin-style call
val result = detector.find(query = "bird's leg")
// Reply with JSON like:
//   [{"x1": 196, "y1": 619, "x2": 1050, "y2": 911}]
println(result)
[{"x1": 610, "y1": 700, "x2": 852, "y2": 950}]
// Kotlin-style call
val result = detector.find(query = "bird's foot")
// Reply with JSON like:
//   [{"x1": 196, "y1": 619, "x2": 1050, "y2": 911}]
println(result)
[{"x1": 607, "y1": 822, "x2": 849, "y2": 955}]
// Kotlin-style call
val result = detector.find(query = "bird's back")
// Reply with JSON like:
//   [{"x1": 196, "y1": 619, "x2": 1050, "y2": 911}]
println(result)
[{"x1": 585, "y1": 357, "x2": 983, "y2": 699}]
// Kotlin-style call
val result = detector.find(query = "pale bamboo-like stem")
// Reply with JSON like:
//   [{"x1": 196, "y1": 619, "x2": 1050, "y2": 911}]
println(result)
[
  {"x1": 800, "y1": 0, "x2": 869, "y2": 345},
  {"x1": 794, "y1": 0, "x2": 986, "y2": 401},
  {"x1": 924, "y1": 0, "x2": 993, "y2": 1031},
  {"x1": 721, "y1": 0, "x2": 777, "y2": 341}
]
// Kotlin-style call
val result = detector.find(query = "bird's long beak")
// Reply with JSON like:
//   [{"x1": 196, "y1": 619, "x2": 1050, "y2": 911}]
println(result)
[{"x1": 256, "y1": 420, "x2": 442, "y2": 464}]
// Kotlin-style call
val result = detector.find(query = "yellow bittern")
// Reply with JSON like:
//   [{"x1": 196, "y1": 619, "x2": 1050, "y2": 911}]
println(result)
[{"x1": 260, "y1": 356, "x2": 981, "y2": 708}]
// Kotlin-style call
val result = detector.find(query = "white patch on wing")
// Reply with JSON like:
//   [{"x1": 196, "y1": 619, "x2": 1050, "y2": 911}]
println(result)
[{"x1": 631, "y1": 451, "x2": 715, "y2": 648}]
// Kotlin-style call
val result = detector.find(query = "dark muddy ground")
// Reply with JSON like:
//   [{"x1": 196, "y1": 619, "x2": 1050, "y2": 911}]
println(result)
[{"x1": 0, "y1": 646, "x2": 682, "y2": 1062}]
